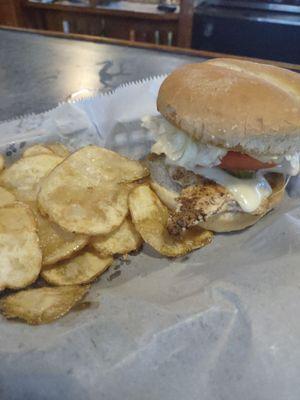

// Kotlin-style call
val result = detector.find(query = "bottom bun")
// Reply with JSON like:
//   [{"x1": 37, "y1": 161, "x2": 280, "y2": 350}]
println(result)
[
  {"x1": 198, "y1": 212, "x2": 266, "y2": 232},
  {"x1": 198, "y1": 173, "x2": 285, "y2": 232}
]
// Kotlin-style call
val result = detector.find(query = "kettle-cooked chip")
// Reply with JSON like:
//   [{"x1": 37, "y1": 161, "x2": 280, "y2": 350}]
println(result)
[
  {"x1": 23, "y1": 144, "x2": 54, "y2": 158},
  {"x1": 42, "y1": 251, "x2": 113, "y2": 285},
  {"x1": 23, "y1": 143, "x2": 70, "y2": 159},
  {"x1": 47, "y1": 143, "x2": 70, "y2": 158},
  {"x1": 38, "y1": 146, "x2": 145, "y2": 235},
  {"x1": 0, "y1": 154, "x2": 5, "y2": 172},
  {"x1": 0, "y1": 187, "x2": 16, "y2": 207},
  {"x1": 129, "y1": 185, "x2": 213, "y2": 257},
  {"x1": 0, "y1": 154, "x2": 63, "y2": 202},
  {"x1": 91, "y1": 217, "x2": 143, "y2": 256},
  {"x1": 36, "y1": 213, "x2": 89, "y2": 266},
  {"x1": 0, "y1": 203, "x2": 42, "y2": 290},
  {"x1": 40, "y1": 145, "x2": 148, "y2": 186},
  {"x1": 39, "y1": 179, "x2": 131, "y2": 235},
  {"x1": 0, "y1": 285, "x2": 89, "y2": 325}
]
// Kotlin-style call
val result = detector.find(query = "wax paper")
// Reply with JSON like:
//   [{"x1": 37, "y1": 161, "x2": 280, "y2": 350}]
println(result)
[{"x1": 0, "y1": 76, "x2": 300, "y2": 400}]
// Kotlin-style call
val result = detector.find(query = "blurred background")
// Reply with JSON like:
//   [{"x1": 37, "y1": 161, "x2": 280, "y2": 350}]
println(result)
[{"x1": 1, "y1": 0, "x2": 300, "y2": 63}]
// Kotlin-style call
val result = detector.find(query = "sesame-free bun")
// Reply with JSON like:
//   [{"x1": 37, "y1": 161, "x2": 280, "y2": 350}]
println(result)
[{"x1": 157, "y1": 58, "x2": 300, "y2": 156}]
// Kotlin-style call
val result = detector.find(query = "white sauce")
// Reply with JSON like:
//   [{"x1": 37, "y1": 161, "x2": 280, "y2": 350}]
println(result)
[
  {"x1": 142, "y1": 115, "x2": 300, "y2": 213},
  {"x1": 194, "y1": 167, "x2": 272, "y2": 213}
]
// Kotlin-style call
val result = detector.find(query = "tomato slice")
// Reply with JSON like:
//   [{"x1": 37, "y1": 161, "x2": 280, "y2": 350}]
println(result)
[{"x1": 219, "y1": 151, "x2": 276, "y2": 171}]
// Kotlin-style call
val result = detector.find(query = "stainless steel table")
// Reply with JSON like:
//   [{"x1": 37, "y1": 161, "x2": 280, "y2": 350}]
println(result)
[{"x1": 0, "y1": 29, "x2": 203, "y2": 122}]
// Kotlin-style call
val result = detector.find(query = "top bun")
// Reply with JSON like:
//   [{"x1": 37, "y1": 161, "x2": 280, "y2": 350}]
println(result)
[{"x1": 157, "y1": 58, "x2": 300, "y2": 156}]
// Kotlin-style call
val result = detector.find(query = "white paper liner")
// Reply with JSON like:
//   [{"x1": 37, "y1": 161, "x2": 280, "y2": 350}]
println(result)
[{"x1": 0, "y1": 75, "x2": 300, "y2": 400}]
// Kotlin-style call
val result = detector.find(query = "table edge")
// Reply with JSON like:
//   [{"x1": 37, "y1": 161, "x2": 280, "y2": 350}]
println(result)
[{"x1": 1, "y1": 25, "x2": 300, "y2": 72}]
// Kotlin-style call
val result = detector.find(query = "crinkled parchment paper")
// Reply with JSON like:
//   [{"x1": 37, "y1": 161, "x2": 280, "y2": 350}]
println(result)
[{"x1": 0, "y1": 76, "x2": 300, "y2": 400}]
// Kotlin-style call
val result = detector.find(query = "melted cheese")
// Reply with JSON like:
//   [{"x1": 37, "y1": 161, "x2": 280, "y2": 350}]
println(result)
[{"x1": 194, "y1": 167, "x2": 272, "y2": 213}]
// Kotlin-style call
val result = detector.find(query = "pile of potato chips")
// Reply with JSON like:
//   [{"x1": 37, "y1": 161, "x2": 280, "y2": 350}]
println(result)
[{"x1": 0, "y1": 143, "x2": 212, "y2": 325}]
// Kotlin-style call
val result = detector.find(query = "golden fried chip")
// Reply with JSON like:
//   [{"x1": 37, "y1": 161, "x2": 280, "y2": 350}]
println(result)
[
  {"x1": 39, "y1": 179, "x2": 130, "y2": 235},
  {"x1": 0, "y1": 203, "x2": 42, "y2": 290},
  {"x1": 0, "y1": 285, "x2": 89, "y2": 325},
  {"x1": 150, "y1": 180, "x2": 178, "y2": 211},
  {"x1": 36, "y1": 213, "x2": 89, "y2": 266},
  {"x1": 0, "y1": 154, "x2": 5, "y2": 172},
  {"x1": 91, "y1": 217, "x2": 142, "y2": 256},
  {"x1": 47, "y1": 143, "x2": 70, "y2": 158},
  {"x1": 0, "y1": 187, "x2": 16, "y2": 207},
  {"x1": 0, "y1": 154, "x2": 63, "y2": 202},
  {"x1": 42, "y1": 252, "x2": 112, "y2": 285},
  {"x1": 129, "y1": 185, "x2": 213, "y2": 257},
  {"x1": 23, "y1": 144, "x2": 54, "y2": 158},
  {"x1": 40, "y1": 145, "x2": 148, "y2": 186},
  {"x1": 38, "y1": 146, "x2": 144, "y2": 235}
]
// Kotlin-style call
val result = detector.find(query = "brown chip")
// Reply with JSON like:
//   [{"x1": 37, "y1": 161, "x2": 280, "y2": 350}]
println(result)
[
  {"x1": 0, "y1": 187, "x2": 16, "y2": 207},
  {"x1": 0, "y1": 154, "x2": 63, "y2": 202},
  {"x1": 36, "y1": 212, "x2": 89, "y2": 266},
  {"x1": 0, "y1": 203, "x2": 42, "y2": 290},
  {"x1": 23, "y1": 144, "x2": 54, "y2": 158},
  {"x1": 0, "y1": 285, "x2": 89, "y2": 325},
  {"x1": 41, "y1": 251, "x2": 113, "y2": 285},
  {"x1": 91, "y1": 217, "x2": 143, "y2": 256},
  {"x1": 38, "y1": 146, "x2": 147, "y2": 234}
]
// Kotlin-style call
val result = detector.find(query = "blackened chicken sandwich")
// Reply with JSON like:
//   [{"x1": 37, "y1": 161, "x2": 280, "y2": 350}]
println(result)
[{"x1": 142, "y1": 58, "x2": 300, "y2": 233}]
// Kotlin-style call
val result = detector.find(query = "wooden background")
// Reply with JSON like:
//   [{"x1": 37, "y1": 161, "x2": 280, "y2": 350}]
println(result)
[{"x1": 0, "y1": 0, "x2": 193, "y2": 47}]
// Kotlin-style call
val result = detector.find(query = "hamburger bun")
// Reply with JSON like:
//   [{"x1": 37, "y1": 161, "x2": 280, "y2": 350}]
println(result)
[{"x1": 157, "y1": 59, "x2": 300, "y2": 156}]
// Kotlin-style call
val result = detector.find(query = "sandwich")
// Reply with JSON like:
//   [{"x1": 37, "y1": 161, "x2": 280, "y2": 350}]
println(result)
[{"x1": 142, "y1": 58, "x2": 300, "y2": 233}]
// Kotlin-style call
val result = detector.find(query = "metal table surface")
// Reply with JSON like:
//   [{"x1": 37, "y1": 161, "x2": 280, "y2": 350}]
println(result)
[{"x1": 0, "y1": 29, "x2": 203, "y2": 122}]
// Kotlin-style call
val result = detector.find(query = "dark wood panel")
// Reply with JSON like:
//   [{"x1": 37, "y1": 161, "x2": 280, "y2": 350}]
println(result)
[
  {"x1": 178, "y1": 0, "x2": 193, "y2": 48},
  {"x1": 0, "y1": 0, "x2": 18, "y2": 25},
  {"x1": 25, "y1": 8, "x2": 178, "y2": 45},
  {"x1": 0, "y1": 0, "x2": 187, "y2": 47}
]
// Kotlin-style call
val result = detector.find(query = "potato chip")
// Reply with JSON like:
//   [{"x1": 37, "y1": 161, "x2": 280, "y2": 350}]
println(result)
[
  {"x1": 91, "y1": 217, "x2": 142, "y2": 256},
  {"x1": 40, "y1": 145, "x2": 148, "y2": 186},
  {"x1": 0, "y1": 154, "x2": 63, "y2": 202},
  {"x1": 0, "y1": 154, "x2": 5, "y2": 172},
  {"x1": 0, "y1": 285, "x2": 89, "y2": 325},
  {"x1": 23, "y1": 144, "x2": 54, "y2": 158},
  {"x1": 150, "y1": 180, "x2": 178, "y2": 211},
  {"x1": 36, "y1": 213, "x2": 89, "y2": 266},
  {"x1": 39, "y1": 179, "x2": 130, "y2": 235},
  {"x1": 47, "y1": 143, "x2": 70, "y2": 158},
  {"x1": 0, "y1": 203, "x2": 42, "y2": 290},
  {"x1": 42, "y1": 251, "x2": 113, "y2": 285},
  {"x1": 38, "y1": 146, "x2": 145, "y2": 235},
  {"x1": 129, "y1": 185, "x2": 213, "y2": 257},
  {"x1": 0, "y1": 187, "x2": 16, "y2": 207}
]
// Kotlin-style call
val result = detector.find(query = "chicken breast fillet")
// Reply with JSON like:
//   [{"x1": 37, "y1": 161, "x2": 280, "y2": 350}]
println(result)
[
  {"x1": 167, "y1": 183, "x2": 238, "y2": 235},
  {"x1": 145, "y1": 154, "x2": 271, "y2": 235}
]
